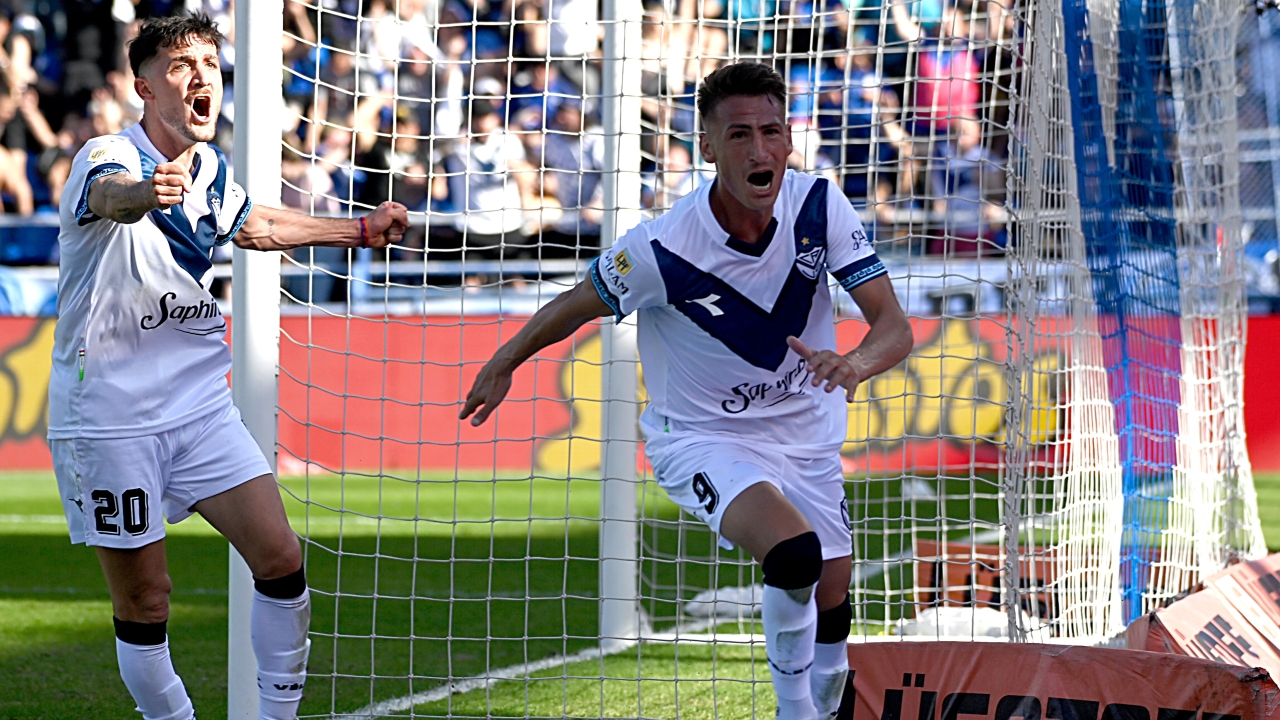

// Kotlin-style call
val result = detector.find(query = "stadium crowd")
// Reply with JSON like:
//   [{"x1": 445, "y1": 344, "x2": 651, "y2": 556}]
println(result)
[{"x1": 0, "y1": 0, "x2": 1017, "y2": 273}]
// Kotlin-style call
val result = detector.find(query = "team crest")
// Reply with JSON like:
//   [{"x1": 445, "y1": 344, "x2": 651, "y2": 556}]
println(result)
[
  {"x1": 795, "y1": 236, "x2": 826, "y2": 280},
  {"x1": 88, "y1": 148, "x2": 108, "y2": 162},
  {"x1": 210, "y1": 195, "x2": 221, "y2": 217},
  {"x1": 614, "y1": 250, "x2": 633, "y2": 275},
  {"x1": 792, "y1": 181, "x2": 829, "y2": 281}
]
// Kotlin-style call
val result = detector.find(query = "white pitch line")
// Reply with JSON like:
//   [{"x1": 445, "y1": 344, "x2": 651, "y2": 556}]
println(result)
[
  {"x1": 333, "y1": 526, "x2": 1013, "y2": 719},
  {"x1": 0, "y1": 514, "x2": 67, "y2": 524},
  {"x1": 334, "y1": 617, "x2": 726, "y2": 719},
  {"x1": 334, "y1": 645, "x2": 619, "y2": 719}
]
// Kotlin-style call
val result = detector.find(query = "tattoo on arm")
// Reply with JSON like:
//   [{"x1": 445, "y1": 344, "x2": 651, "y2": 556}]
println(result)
[
  {"x1": 267, "y1": 218, "x2": 275, "y2": 237},
  {"x1": 90, "y1": 174, "x2": 155, "y2": 224}
]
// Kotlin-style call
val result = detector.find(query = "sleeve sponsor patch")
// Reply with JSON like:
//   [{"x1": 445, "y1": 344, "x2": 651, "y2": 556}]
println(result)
[
  {"x1": 589, "y1": 257, "x2": 624, "y2": 322},
  {"x1": 88, "y1": 148, "x2": 109, "y2": 162},
  {"x1": 614, "y1": 249, "x2": 633, "y2": 275}
]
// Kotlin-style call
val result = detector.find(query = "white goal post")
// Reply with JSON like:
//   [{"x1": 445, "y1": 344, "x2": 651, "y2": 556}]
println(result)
[
  {"x1": 226, "y1": 0, "x2": 1268, "y2": 713},
  {"x1": 229, "y1": 0, "x2": 284, "y2": 716}
]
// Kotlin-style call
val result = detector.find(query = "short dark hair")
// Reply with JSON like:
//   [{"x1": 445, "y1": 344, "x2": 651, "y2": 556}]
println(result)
[
  {"x1": 696, "y1": 62, "x2": 787, "y2": 124},
  {"x1": 470, "y1": 99, "x2": 498, "y2": 120},
  {"x1": 128, "y1": 14, "x2": 224, "y2": 77}
]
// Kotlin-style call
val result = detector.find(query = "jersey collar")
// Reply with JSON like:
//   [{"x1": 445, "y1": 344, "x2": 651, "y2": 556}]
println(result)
[{"x1": 697, "y1": 177, "x2": 780, "y2": 259}]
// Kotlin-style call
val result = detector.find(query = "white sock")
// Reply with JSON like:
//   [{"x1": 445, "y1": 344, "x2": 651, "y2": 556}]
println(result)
[
  {"x1": 251, "y1": 590, "x2": 312, "y2": 720},
  {"x1": 763, "y1": 583, "x2": 818, "y2": 720},
  {"x1": 810, "y1": 641, "x2": 850, "y2": 719},
  {"x1": 116, "y1": 638, "x2": 196, "y2": 720}
]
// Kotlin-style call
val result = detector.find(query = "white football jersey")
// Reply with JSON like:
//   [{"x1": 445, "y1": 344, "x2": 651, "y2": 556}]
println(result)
[
  {"x1": 591, "y1": 170, "x2": 886, "y2": 455},
  {"x1": 48, "y1": 123, "x2": 252, "y2": 439}
]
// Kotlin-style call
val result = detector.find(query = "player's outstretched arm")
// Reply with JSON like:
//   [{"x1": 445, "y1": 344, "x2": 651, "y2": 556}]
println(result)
[
  {"x1": 233, "y1": 202, "x2": 409, "y2": 251},
  {"x1": 87, "y1": 162, "x2": 192, "y2": 224},
  {"x1": 461, "y1": 280, "x2": 613, "y2": 426},
  {"x1": 788, "y1": 274, "x2": 913, "y2": 398}
]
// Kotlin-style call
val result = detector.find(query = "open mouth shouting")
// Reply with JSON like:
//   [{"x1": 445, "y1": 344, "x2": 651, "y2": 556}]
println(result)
[
  {"x1": 190, "y1": 94, "x2": 214, "y2": 125},
  {"x1": 747, "y1": 169, "x2": 776, "y2": 194}
]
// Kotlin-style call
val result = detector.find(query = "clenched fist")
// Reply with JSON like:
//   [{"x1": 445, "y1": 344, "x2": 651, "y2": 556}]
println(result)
[
  {"x1": 150, "y1": 162, "x2": 193, "y2": 209},
  {"x1": 361, "y1": 201, "x2": 410, "y2": 248}
]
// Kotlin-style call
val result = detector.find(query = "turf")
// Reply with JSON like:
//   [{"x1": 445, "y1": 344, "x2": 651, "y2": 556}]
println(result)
[{"x1": 1, "y1": 471, "x2": 1277, "y2": 719}]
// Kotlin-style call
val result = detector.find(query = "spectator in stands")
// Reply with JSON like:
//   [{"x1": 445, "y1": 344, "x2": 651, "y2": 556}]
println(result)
[
  {"x1": 509, "y1": 63, "x2": 577, "y2": 131},
  {"x1": 546, "y1": 0, "x2": 600, "y2": 95},
  {"x1": 780, "y1": 0, "x2": 849, "y2": 56},
  {"x1": 396, "y1": 43, "x2": 438, "y2": 133},
  {"x1": 282, "y1": 135, "x2": 347, "y2": 303},
  {"x1": 432, "y1": 31, "x2": 470, "y2": 138},
  {"x1": 655, "y1": 142, "x2": 707, "y2": 207},
  {"x1": 513, "y1": 0, "x2": 548, "y2": 60},
  {"x1": 928, "y1": 117, "x2": 1005, "y2": 254},
  {"x1": 0, "y1": 85, "x2": 66, "y2": 215},
  {"x1": 43, "y1": 113, "x2": 97, "y2": 210},
  {"x1": 819, "y1": 75, "x2": 911, "y2": 206},
  {"x1": 282, "y1": 136, "x2": 342, "y2": 215},
  {"x1": 356, "y1": 113, "x2": 431, "y2": 212},
  {"x1": 442, "y1": 0, "x2": 510, "y2": 67},
  {"x1": 312, "y1": 37, "x2": 372, "y2": 137},
  {"x1": 316, "y1": 0, "x2": 361, "y2": 46},
  {"x1": 361, "y1": 0, "x2": 441, "y2": 91},
  {"x1": 444, "y1": 99, "x2": 536, "y2": 261},
  {"x1": 891, "y1": 0, "x2": 981, "y2": 136},
  {"x1": 728, "y1": 0, "x2": 776, "y2": 55},
  {"x1": 0, "y1": 94, "x2": 34, "y2": 215},
  {"x1": 315, "y1": 125, "x2": 358, "y2": 206},
  {"x1": 0, "y1": 9, "x2": 40, "y2": 98},
  {"x1": 666, "y1": 0, "x2": 728, "y2": 91},
  {"x1": 106, "y1": 70, "x2": 144, "y2": 128},
  {"x1": 539, "y1": 99, "x2": 604, "y2": 256}
]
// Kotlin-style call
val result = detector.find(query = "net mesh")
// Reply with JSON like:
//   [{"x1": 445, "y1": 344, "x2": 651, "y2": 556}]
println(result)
[{"x1": 258, "y1": 0, "x2": 1265, "y2": 714}]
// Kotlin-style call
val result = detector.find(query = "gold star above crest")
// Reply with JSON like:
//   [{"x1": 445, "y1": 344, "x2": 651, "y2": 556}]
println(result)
[{"x1": 801, "y1": 237, "x2": 810, "y2": 246}]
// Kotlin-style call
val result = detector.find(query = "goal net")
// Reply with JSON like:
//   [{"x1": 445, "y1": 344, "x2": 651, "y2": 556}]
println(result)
[{"x1": 238, "y1": 0, "x2": 1266, "y2": 712}]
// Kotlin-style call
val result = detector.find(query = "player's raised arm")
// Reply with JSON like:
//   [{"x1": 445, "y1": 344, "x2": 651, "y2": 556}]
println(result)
[
  {"x1": 461, "y1": 280, "x2": 613, "y2": 426},
  {"x1": 231, "y1": 202, "x2": 410, "y2": 251},
  {"x1": 788, "y1": 274, "x2": 912, "y2": 397},
  {"x1": 86, "y1": 161, "x2": 192, "y2": 224}
]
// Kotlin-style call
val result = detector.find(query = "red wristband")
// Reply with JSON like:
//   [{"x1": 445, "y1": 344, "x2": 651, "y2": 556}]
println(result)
[{"x1": 359, "y1": 216, "x2": 369, "y2": 248}]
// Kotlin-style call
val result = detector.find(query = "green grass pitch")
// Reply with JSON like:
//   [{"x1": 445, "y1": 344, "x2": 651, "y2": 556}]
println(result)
[{"x1": 1, "y1": 470, "x2": 1277, "y2": 719}]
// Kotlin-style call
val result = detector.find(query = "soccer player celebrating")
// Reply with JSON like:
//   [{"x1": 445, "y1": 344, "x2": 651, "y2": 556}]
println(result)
[
  {"x1": 462, "y1": 62, "x2": 912, "y2": 720},
  {"x1": 50, "y1": 15, "x2": 407, "y2": 720}
]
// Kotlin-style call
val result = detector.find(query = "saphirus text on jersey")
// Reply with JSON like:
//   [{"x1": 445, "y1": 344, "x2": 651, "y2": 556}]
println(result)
[
  {"x1": 140, "y1": 292, "x2": 222, "y2": 330},
  {"x1": 721, "y1": 356, "x2": 812, "y2": 414}
]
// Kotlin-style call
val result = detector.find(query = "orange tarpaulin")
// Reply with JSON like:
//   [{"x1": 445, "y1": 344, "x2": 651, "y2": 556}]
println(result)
[
  {"x1": 1126, "y1": 585, "x2": 1280, "y2": 680},
  {"x1": 1203, "y1": 556, "x2": 1280, "y2": 649}
]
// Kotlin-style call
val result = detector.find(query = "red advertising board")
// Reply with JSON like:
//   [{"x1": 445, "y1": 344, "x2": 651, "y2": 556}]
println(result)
[
  {"x1": 0, "y1": 314, "x2": 1277, "y2": 473},
  {"x1": 272, "y1": 314, "x2": 1057, "y2": 475},
  {"x1": 848, "y1": 642, "x2": 1280, "y2": 720}
]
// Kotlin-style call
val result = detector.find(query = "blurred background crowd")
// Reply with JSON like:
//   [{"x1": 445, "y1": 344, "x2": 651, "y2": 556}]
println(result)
[
  {"x1": 270, "y1": 0, "x2": 1021, "y2": 261},
  {"x1": 0, "y1": 0, "x2": 1276, "y2": 312},
  {"x1": 0, "y1": 0, "x2": 1024, "y2": 254}
]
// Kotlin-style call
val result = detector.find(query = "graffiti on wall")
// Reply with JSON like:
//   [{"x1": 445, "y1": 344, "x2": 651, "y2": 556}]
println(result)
[
  {"x1": 0, "y1": 318, "x2": 56, "y2": 468},
  {"x1": 0, "y1": 315, "x2": 1273, "y2": 472}
]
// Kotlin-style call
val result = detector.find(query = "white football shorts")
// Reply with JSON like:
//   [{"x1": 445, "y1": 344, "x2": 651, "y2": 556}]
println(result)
[
  {"x1": 644, "y1": 428, "x2": 852, "y2": 560},
  {"x1": 52, "y1": 402, "x2": 273, "y2": 549}
]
